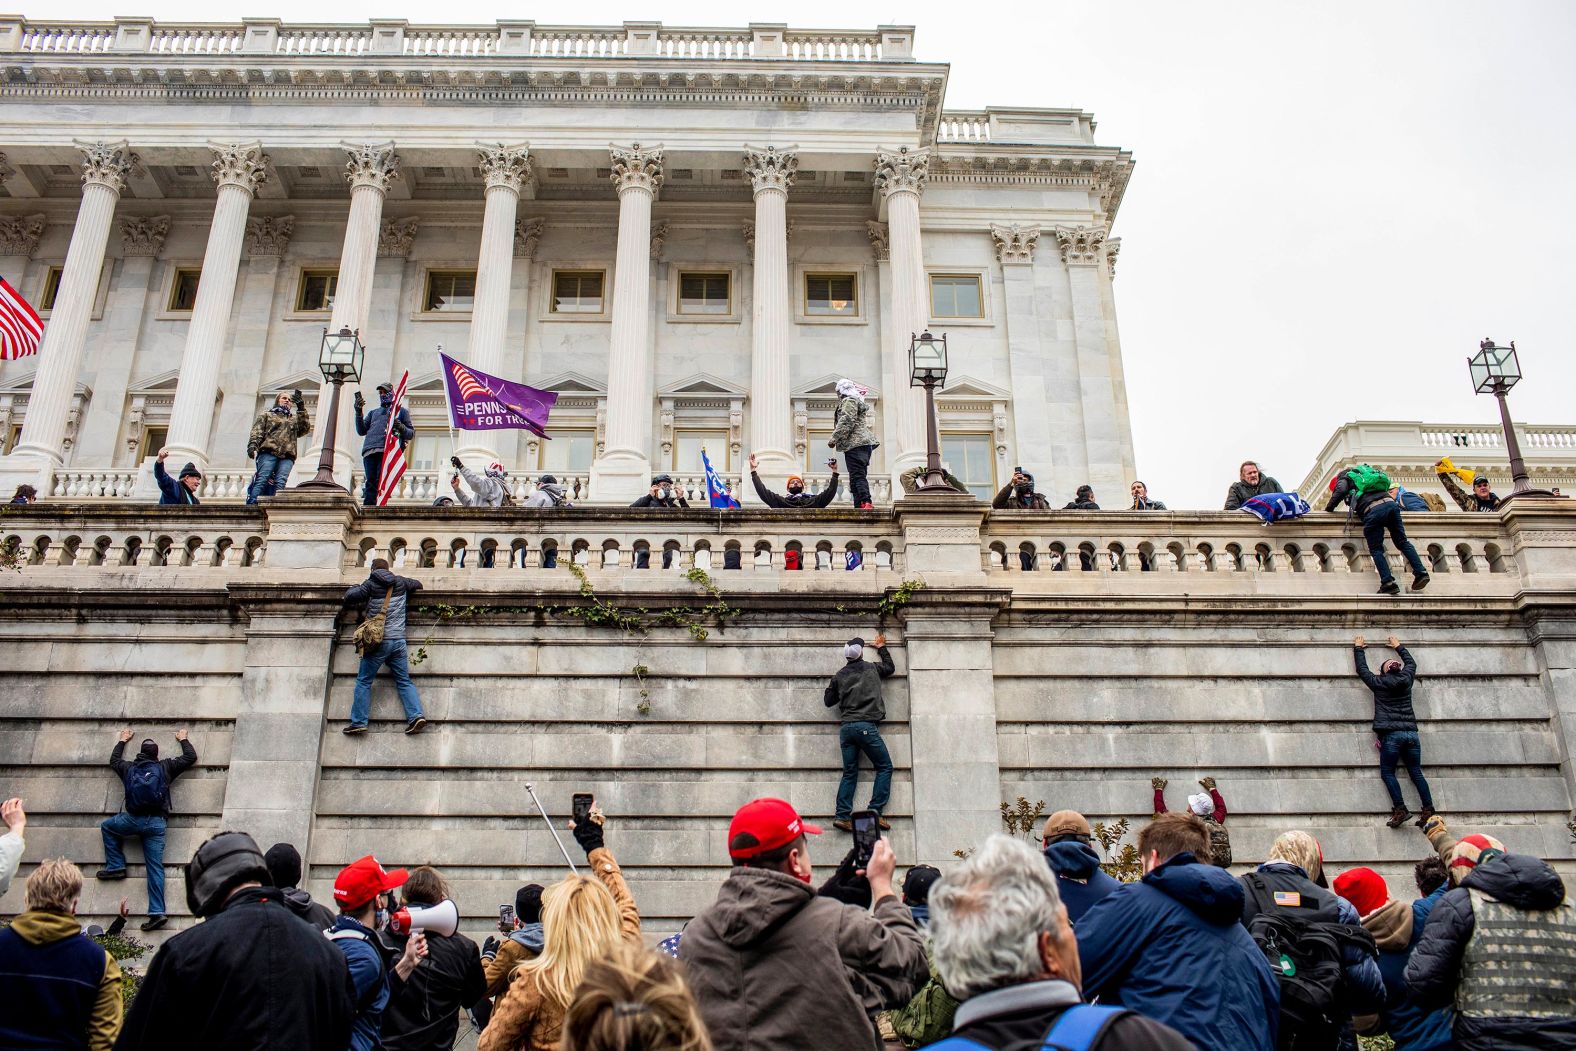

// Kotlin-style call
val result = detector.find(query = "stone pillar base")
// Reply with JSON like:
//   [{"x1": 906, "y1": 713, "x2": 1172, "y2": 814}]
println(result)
[
  {"x1": 591, "y1": 454, "x2": 653, "y2": 506},
  {"x1": 0, "y1": 452, "x2": 58, "y2": 502},
  {"x1": 262, "y1": 488, "x2": 360, "y2": 571}
]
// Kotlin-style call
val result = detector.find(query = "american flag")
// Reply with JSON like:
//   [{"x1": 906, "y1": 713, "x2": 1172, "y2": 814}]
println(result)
[
  {"x1": 374, "y1": 370, "x2": 410, "y2": 507},
  {"x1": 450, "y1": 360, "x2": 488, "y2": 400},
  {"x1": 0, "y1": 275, "x2": 44, "y2": 361}
]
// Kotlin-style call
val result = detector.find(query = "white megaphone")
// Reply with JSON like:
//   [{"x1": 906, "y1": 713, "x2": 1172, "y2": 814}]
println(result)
[{"x1": 388, "y1": 898, "x2": 458, "y2": 938}]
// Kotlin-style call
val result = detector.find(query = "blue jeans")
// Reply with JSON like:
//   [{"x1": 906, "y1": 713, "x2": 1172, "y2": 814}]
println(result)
[
  {"x1": 1362, "y1": 499, "x2": 1427, "y2": 585},
  {"x1": 1379, "y1": 730, "x2": 1434, "y2": 810},
  {"x1": 101, "y1": 812, "x2": 167, "y2": 915},
  {"x1": 246, "y1": 452, "x2": 295, "y2": 504},
  {"x1": 362, "y1": 452, "x2": 383, "y2": 506},
  {"x1": 350, "y1": 638, "x2": 424, "y2": 726},
  {"x1": 835, "y1": 721, "x2": 893, "y2": 820}
]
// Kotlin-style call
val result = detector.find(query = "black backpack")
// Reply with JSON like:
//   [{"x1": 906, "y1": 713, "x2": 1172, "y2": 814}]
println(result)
[
  {"x1": 1241, "y1": 874, "x2": 1377, "y2": 1050},
  {"x1": 124, "y1": 761, "x2": 169, "y2": 815}
]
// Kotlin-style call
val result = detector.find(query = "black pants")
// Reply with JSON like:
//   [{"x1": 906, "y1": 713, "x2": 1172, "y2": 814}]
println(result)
[
  {"x1": 361, "y1": 452, "x2": 382, "y2": 506},
  {"x1": 845, "y1": 445, "x2": 874, "y2": 506}
]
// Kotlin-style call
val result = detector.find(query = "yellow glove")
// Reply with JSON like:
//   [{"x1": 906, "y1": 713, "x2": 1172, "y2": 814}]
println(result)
[{"x1": 1434, "y1": 456, "x2": 1456, "y2": 475}]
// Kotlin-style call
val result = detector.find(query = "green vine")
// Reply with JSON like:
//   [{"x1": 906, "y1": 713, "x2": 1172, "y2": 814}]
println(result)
[{"x1": 833, "y1": 577, "x2": 927, "y2": 619}]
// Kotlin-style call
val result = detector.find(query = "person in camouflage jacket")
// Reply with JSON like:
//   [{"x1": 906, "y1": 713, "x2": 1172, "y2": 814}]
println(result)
[
  {"x1": 1153, "y1": 776, "x2": 1231, "y2": 868},
  {"x1": 246, "y1": 389, "x2": 309, "y2": 504}
]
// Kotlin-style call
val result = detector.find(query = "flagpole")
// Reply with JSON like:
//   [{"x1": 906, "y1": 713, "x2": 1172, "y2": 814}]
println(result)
[{"x1": 437, "y1": 345, "x2": 463, "y2": 496}]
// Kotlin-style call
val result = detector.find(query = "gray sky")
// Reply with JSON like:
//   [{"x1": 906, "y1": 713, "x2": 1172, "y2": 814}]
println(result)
[{"x1": 47, "y1": 1, "x2": 1576, "y2": 506}]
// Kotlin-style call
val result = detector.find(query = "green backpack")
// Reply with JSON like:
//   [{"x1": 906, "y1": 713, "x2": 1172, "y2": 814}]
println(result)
[{"x1": 1347, "y1": 464, "x2": 1391, "y2": 497}]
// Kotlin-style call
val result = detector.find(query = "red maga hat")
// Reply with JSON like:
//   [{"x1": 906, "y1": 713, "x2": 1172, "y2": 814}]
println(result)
[
  {"x1": 333, "y1": 854, "x2": 408, "y2": 910},
  {"x1": 728, "y1": 798, "x2": 821, "y2": 860}
]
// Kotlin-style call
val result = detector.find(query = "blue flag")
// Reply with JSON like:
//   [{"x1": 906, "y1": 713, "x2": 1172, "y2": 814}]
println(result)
[
  {"x1": 701, "y1": 448, "x2": 739, "y2": 509},
  {"x1": 845, "y1": 548, "x2": 863, "y2": 571}
]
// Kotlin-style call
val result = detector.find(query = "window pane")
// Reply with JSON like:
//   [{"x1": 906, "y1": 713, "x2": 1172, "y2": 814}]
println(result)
[
  {"x1": 4, "y1": 424, "x2": 20, "y2": 454},
  {"x1": 408, "y1": 433, "x2": 441, "y2": 472},
  {"x1": 541, "y1": 429, "x2": 596, "y2": 472},
  {"x1": 140, "y1": 426, "x2": 168, "y2": 460},
  {"x1": 297, "y1": 270, "x2": 338, "y2": 312},
  {"x1": 678, "y1": 272, "x2": 729, "y2": 314},
  {"x1": 931, "y1": 275, "x2": 982, "y2": 318},
  {"x1": 40, "y1": 267, "x2": 64, "y2": 310},
  {"x1": 805, "y1": 273, "x2": 857, "y2": 316},
  {"x1": 553, "y1": 271, "x2": 605, "y2": 313},
  {"x1": 425, "y1": 271, "x2": 476, "y2": 312},
  {"x1": 169, "y1": 270, "x2": 201, "y2": 311},
  {"x1": 806, "y1": 430, "x2": 835, "y2": 472},
  {"x1": 941, "y1": 434, "x2": 994, "y2": 499},
  {"x1": 675, "y1": 431, "x2": 728, "y2": 472}
]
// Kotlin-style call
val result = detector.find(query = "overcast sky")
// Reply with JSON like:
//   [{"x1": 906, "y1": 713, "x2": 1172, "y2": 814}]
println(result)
[{"x1": 49, "y1": 1, "x2": 1576, "y2": 505}]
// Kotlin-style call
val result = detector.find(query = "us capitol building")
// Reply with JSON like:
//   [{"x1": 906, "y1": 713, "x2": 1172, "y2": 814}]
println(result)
[{"x1": 0, "y1": 16, "x2": 1135, "y2": 505}]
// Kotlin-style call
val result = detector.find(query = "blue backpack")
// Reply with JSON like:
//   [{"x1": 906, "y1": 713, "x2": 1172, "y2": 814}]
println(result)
[
  {"x1": 926, "y1": 1004, "x2": 1129, "y2": 1051},
  {"x1": 124, "y1": 761, "x2": 169, "y2": 815}
]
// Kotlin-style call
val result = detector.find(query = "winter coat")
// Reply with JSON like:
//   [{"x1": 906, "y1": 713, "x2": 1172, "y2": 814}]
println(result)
[
  {"x1": 1326, "y1": 469, "x2": 1396, "y2": 517},
  {"x1": 478, "y1": 847, "x2": 640, "y2": 1051},
  {"x1": 1404, "y1": 853, "x2": 1576, "y2": 1050},
  {"x1": 1439, "y1": 472, "x2": 1501, "y2": 512},
  {"x1": 630, "y1": 491, "x2": 690, "y2": 508},
  {"x1": 116, "y1": 886, "x2": 356, "y2": 1051},
  {"x1": 824, "y1": 645, "x2": 896, "y2": 723},
  {"x1": 0, "y1": 827, "x2": 23, "y2": 898},
  {"x1": 344, "y1": 567, "x2": 422, "y2": 642},
  {"x1": 384, "y1": 917, "x2": 486, "y2": 1051},
  {"x1": 1042, "y1": 840, "x2": 1121, "y2": 923},
  {"x1": 1075, "y1": 852, "x2": 1281, "y2": 1051},
  {"x1": 522, "y1": 483, "x2": 569, "y2": 509},
  {"x1": 992, "y1": 481, "x2": 1051, "y2": 510},
  {"x1": 356, "y1": 401, "x2": 414, "y2": 457},
  {"x1": 1241, "y1": 862, "x2": 1387, "y2": 1018},
  {"x1": 109, "y1": 738, "x2": 197, "y2": 818},
  {"x1": 1224, "y1": 475, "x2": 1285, "y2": 510},
  {"x1": 751, "y1": 470, "x2": 839, "y2": 508},
  {"x1": 942, "y1": 979, "x2": 1196, "y2": 1051},
  {"x1": 830, "y1": 395, "x2": 878, "y2": 451},
  {"x1": 279, "y1": 886, "x2": 337, "y2": 932},
  {"x1": 1063, "y1": 499, "x2": 1101, "y2": 510},
  {"x1": 152, "y1": 460, "x2": 200, "y2": 505},
  {"x1": 1130, "y1": 497, "x2": 1169, "y2": 510},
  {"x1": 886, "y1": 949, "x2": 958, "y2": 1048},
  {"x1": 248, "y1": 403, "x2": 310, "y2": 460},
  {"x1": 328, "y1": 913, "x2": 392, "y2": 1051},
  {"x1": 680, "y1": 865, "x2": 928, "y2": 1051},
  {"x1": 0, "y1": 910, "x2": 123, "y2": 1051},
  {"x1": 1355, "y1": 890, "x2": 1454, "y2": 1051},
  {"x1": 455, "y1": 465, "x2": 510, "y2": 507},
  {"x1": 1355, "y1": 646, "x2": 1419, "y2": 733},
  {"x1": 482, "y1": 925, "x2": 543, "y2": 998}
]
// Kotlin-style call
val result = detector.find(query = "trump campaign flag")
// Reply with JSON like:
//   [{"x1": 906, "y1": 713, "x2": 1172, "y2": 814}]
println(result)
[
  {"x1": 439, "y1": 351, "x2": 556, "y2": 438},
  {"x1": 701, "y1": 448, "x2": 739, "y2": 509}
]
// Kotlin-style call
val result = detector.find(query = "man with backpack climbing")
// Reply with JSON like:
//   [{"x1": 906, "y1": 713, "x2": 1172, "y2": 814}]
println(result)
[
  {"x1": 1326, "y1": 463, "x2": 1430, "y2": 595},
  {"x1": 1355, "y1": 635, "x2": 1437, "y2": 830},
  {"x1": 343, "y1": 558, "x2": 428, "y2": 736},
  {"x1": 95, "y1": 727, "x2": 197, "y2": 931},
  {"x1": 1240, "y1": 831, "x2": 1385, "y2": 1051}
]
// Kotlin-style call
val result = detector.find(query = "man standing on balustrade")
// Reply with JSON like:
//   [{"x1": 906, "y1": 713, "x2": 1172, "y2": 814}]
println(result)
[
  {"x1": 355, "y1": 384, "x2": 414, "y2": 508},
  {"x1": 245, "y1": 388, "x2": 309, "y2": 505},
  {"x1": 748, "y1": 452, "x2": 840, "y2": 508},
  {"x1": 829, "y1": 378, "x2": 879, "y2": 510}
]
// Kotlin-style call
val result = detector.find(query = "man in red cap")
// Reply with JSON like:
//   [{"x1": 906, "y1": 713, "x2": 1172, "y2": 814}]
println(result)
[
  {"x1": 680, "y1": 797, "x2": 928, "y2": 1051},
  {"x1": 327, "y1": 855, "x2": 428, "y2": 1051},
  {"x1": 1332, "y1": 866, "x2": 1453, "y2": 1051}
]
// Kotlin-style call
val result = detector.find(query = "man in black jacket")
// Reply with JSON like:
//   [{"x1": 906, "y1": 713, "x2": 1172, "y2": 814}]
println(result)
[
  {"x1": 629, "y1": 473, "x2": 690, "y2": 508},
  {"x1": 344, "y1": 559, "x2": 427, "y2": 735},
  {"x1": 748, "y1": 452, "x2": 839, "y2": 508},
  {"x1": 825, "y1": 635, "x2": 896, "y2": 831},
  {"x1": 1328, "y1": 467, "x2": 1430, "y2": 595},
  {"x1": 95, "y1": 728, "x2": 197, "y2": 931},
  {"x1": 116, "y1": 831, "x2": 356, "y2": 1051},
  {"x1": 992, "y1": 469, "x2": 1051, "y2": 510},
  {"x1": 1355, "y1": 635, "x2": 1436, "y2": 829},
  {"x1": 265, "y1": 841, "x2": 337, "y2": 930},
  {"x1": 384, "y1": 865, "x2": 486, "y2": 1051}
]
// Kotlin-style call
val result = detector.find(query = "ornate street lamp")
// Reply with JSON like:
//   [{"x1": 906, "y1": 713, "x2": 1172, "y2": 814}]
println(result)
[
  {"x1": 908, "y1": 330, "x2": 962, "y2": 494},
  {"x1": 1466, "y1": 338, "x2": 1557, "y2": 502},
  {"x1": 297, "y1": 326, "x2": 365, "y2": 491}
]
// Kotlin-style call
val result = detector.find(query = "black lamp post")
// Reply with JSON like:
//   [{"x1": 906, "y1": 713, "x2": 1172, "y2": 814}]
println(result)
[
  {"x1": 1467, "y1": 338, "x2": 1557, "y2": 502},
  {"x1": 297, "y1": 326, "x2": 365, "y2": 491},
  {"x1": 909, "y1": 330, "x2": 961, "y2": 494}
]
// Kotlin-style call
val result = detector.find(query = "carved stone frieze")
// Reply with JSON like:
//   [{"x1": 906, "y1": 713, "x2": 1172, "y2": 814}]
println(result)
[
  {"x1": 119, "y1": 215, "x2": 170, "y2": 258},
  {"x1": 989, "y1": 222, "x2": 1039, "y2": 265},
  {"x1": 378, "y1": 217, "x2": 419, "y2": 258},
  {"x1": 244, "y1": 215, "x2": 295, "y2": 257}
]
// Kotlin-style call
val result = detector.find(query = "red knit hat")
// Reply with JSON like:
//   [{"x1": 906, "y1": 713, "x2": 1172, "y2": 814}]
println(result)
[{"x1": 1333, "y1": 867, "x2": 1388, "y2": 918}]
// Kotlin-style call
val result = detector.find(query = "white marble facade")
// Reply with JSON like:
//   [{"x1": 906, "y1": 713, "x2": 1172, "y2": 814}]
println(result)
[{"x1": 0, "y1": 17, "x2": 1136, "y2": 505}]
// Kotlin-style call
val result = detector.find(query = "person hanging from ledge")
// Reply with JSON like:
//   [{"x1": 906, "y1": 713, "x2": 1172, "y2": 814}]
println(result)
[
  {"x1": 629, "y1": 474, "x2": 689, "y2": 508},
  {"x1": 1063, "y1": 484, "x2": 1100, "y2": 510},
  {"x1": 1355, "y1": 635, "x2": 1436, "y2": 829},
  {"x1": 355, "y1": 383, "x2": 414, "y2": 508},
  {"x1": 152, "y1": 447, "x2": 202, "y2": 505},
  {"x1": 992, "y1": 467, "x2": 1050, "y2": 509},
  {"x1": 450, "y1": 456, "x2": 514, "y2": 507},
  {"x1": 1433, "y1": 457, "x2": 1502, "y2": 511},
  {"x1": 1328, "y1": 464, "x2": 1430, "y2": 595},
  {"x1": 245, "y1": 388, "x2": 309, "y2": 505},
  {"x1": 343, "y1": 558, "x2": 428, "y2": 736},
  {"x1": 829, "y1": 377, "x2": 878, "y2": 509},
  {"x1": 1223, "y1": 460, "x2": 1283, "y2": 510},
  {"x1": 748, "y1": 452, "x2": 840, "y2": 508},
  {"x1": 1152, "y1": 776, "x2": 1231, "y2": 867}
]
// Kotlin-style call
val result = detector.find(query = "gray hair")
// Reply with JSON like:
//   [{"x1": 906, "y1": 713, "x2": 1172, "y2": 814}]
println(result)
[{"x1": 929, "y1": 834, "x2": 1064, "y2": 1001}]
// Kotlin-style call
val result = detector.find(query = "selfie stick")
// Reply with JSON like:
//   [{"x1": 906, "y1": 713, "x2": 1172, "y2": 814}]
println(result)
[{"x1": 524, "y1": 782, "x2": 579, "y2": 874}]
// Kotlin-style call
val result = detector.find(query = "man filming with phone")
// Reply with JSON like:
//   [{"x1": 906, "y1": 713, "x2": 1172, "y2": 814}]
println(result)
[{"x1": 825, "y1": 635, "x2": 896, "y2": 832}]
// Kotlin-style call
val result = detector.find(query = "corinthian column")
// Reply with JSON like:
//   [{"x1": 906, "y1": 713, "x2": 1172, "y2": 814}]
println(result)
[
  {"x1": 874, "y1": 146, "x2": 931, "y2": 479},
  {"x1": 164, "y1": 143, "x2": 270, "y2": 468},
  {"x1": 459, "y1": 143, "x2": 532, "y2": 466},
  {"x1": 742, "y1": 146, "x2": 797, "y2": 487},
  {"x1": 304, "y1": 143, "x2": 400, "y2": 485},
  {"x1": 591, "y1": 143, "x2": 663, "y2": 503}
]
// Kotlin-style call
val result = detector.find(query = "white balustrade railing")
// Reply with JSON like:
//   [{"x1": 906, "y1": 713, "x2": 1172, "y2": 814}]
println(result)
[
  {"x1": 656, "y1": 29, "x2": 753, "y2": 59},
  {"x1": 51, "y1": 469, "x2": 140, "y2": 499},
  {"x1": 19, "y1": 23, "x2": 116, "y2": 53},
  {"x1": 149, "y1": 26, "x2": 242, "y2": 54},
  {"x1": 937, "y1": 113, "x2": 991, "y2": 143},
  {"x1": 1420, "y1": 425, "x2": 1576, "y2": 451},
  {"x1": 275, "y1": 26, "x2": 372, "y2": 55},
  {"x1": 404, "y1": 28, "x2": 498, "y2": 57},
  {"x1": 528, "y1": 29, "x2": 627, "y2": 58},
  {"x1": 2, "y1": 512, "x2": 267, "y2": 569},
  {"x1": 783, "y1": 31, "x2": 885, "y2": 61}
]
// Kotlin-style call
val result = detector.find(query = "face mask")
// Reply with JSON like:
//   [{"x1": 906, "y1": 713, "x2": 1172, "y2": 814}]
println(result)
[
  {"x1": 658, "y1": 487, "x2": 671, "y2": 500},
  {"x1": 788, "y1": 485, "x2": 804, "y2": 495},
  {"x1": 380, "y1": 392, "x2": 393, "y2": 407},
  {"x1": 375, "y1": 908, "x2": 389, "y2": 929}
]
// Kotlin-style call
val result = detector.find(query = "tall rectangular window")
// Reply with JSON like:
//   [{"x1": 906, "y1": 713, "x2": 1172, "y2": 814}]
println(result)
[
  {"x1": 408, "y1": 432, "x2": 442, "y2": 472},
  {"x1": 677, "y1": 272, "x2": 730, "y2": 315},
  {"x1": 551, "y1": 270, "x2": 605, "y2": 314},
  {"x1": 805, "y1": 272, "x2": 858, "y2": 316},
  {"x1": 139, "y1": 426, "x2": 169, "y2": 460},
  {"x1": 423, "y1": 270, "x2": 477, "y2": 312},
  {"x1": 168, "y1": 268, "x2": 202, "y2": 312},
  {"x1": 941, "y1": 433, "x2": 995, "y2": 500},
  {"x1": 674, "y1": 430, "x2": 729, "y2": 472},
  {"x1": 930, "y1": 274, "x2": 983, "y2": 318},
  {"x1": 540, "y1": 429, "x2": 596, "y2": 472},
  {"x1": 296, "y1": 269, "x2": 338, "y2": 312},
  {"x1": 39, "y1": 266, "x2": 64, "y2": 311}
]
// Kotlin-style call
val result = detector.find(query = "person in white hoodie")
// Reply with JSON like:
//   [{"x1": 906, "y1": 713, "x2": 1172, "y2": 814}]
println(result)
[
  {"x1": 0, "y1": 797, "x2": 25, "y2": 897},
  {"x1": 522, "y1": 474, "x2": 571, "y2": 508},
  {"x1": 450, "y1": 456, "x2": 513, "y2": 507}
]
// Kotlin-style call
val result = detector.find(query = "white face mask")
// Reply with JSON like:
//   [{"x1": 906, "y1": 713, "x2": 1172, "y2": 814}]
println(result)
[{"x1": 659, "y1": 487, "x2": 671, "y2": 500}]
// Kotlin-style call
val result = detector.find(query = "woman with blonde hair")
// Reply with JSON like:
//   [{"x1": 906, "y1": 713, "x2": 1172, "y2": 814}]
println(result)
[
  {"x1": 479, "y1": 809, "x2": 640, "y2": 1051},
  {"x1": 562, "y1": 942, "x2": 712, "y2": 1051}
]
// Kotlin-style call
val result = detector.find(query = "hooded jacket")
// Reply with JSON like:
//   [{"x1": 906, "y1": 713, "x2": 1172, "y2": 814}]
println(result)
[
  {"x1": 680, "y1": 865, "x2": 928, "y2": 1051},
  {"x1": 1224, "y1": 475, "x2": 1285, "y2": 510},
  {"x1": 109, "y1": 738, "x2": 197, "y2": 818},
  {"x1": 1405, "y1": 853, "x2": 1576, "y2": 1050},
  {"x1": 356, "y1": 399, "x2": 414, "y2": 457},
  {"x1": 279, "y1": 886, "x2": 337, "y2": 931},
  {"x1": 116, "y1": 886, "x2": 355, "y2": 1051},
  {"x1": 248, "y1": 400, "x2": 311, "y2": 460},
  {"x1": 1355, "y1": 888, "x2": 1454, "y2": 1051},
  {"x1": 824, "y1": 644, "x2": 896, "y2": 723},
  {"x1": 482, "y1": 924, "x2": 544, "y2": 998},
  {"x1": 455, "y1": 465, "x2": 510, "y2": 508},
  {"x1": 521, "y1": 483, "x2": 569, "y2": 509},
  {"x1": 383, "y1": 908, "x2": 486, "y2": 1051},
  {"x1": 344, "y1": 567, "x2": 422, "y2": 642},
  {"x1": 751, "y1": 470, "x2": 839, "y2": 508},
  {"x1": 830, "y1": 395, "x2": 878, "y2": 451},
  {"x1": 1075, "y1": 852, "x2": 1281, "y2": 1051},
  {"x1": 1355, "y1": 646, "x2": 1419, "y2": 733},
  {"x1": 1042, "y1": 840, "x2": 1121, "y2": 923},
  {"x1": 0, "y1": 910, "x2": 123, "y2": 1051}
]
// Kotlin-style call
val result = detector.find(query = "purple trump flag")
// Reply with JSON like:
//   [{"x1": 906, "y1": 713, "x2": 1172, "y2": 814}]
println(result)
[{"x1": 439, "y1": 351, "x2": 556, "y2": 438}]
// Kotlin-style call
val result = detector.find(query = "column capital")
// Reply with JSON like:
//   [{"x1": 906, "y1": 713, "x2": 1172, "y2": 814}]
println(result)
[
  {"x1": 1054, "y1": 224, "x2": 1109, "y2": 266},
  {"x1": 650, "y1": 220, "x2": 670, "y2": 261},
  {"x1": 1105, "y1": 236, "x2": 1121, "y2": 279},
  {"x1": 119, "y1": 215, "x2": 170, "y2": 258},
  {"x1": 514, "y1": 217, "x2": 545, "y2": 259},
  {"x1": 0, "y1": 214, "x2": 45, "y2": 258},
  {"x1": 743, "y1": 144, "x2": 798, "y2": 195},
  {"x1": 0, "y1": 153, "x2": 14, "y2": 189},
  {"x1": 342, "y1": 142, "x2": 401, "y2": 193},
  {"x1": 75, "y1": 140, "x2": 137, "y2": 193},
  {"x1": 245, "y1": 215, "x2": 295, "y2": 257},
  {"x1": 209, "y1": 141, "x2": 270, "y2": 195},
  {"x1": 874, "y1": 145, "x2": 930, "y2": 198},
  {"x1": 476, "y1": 142, "x2": 533, "y2": 193},
  {"x1": 990, "y1": 222, "x2": 1040, "y2": 265},
  {"x1": 866, "y1": 220, "x2": 890, "y2": 261},
  {"x1": 609, "y1": 142, "x2": 664, "y2": 195},
  {"x1": 378, "y1": 217, "x2": 419, "y2": 258}
]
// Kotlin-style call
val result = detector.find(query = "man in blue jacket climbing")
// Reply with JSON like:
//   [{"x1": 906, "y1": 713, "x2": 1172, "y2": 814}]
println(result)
[
  {"x1": 1040, "y1": 810, "x2": 1120, "y2": 923},
  {"x1": 1074, "y1": 811, "x2": 1280, "y2": 1051}
]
